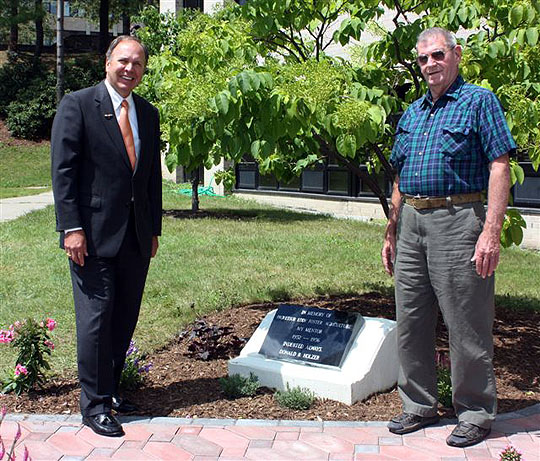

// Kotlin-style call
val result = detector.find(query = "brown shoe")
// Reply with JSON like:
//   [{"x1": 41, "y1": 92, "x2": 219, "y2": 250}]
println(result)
[
  {"x1": 446, "y1": 422, "x2": 491, "y2": 447},
  {"x1": 388, "y1": 413, "x2": 440, "y2": 434}
]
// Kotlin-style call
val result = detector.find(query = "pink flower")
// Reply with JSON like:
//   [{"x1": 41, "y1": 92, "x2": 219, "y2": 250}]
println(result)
[
  {"x1": 46, "y1": 318, "x2": 57, "y2": 332},
  {"x1": 14, "y1": 423, "x2": 22, "y2": 442},
  {"x1": 0, "y1": 329, "x2": 14, "y2": 344},
  {"x1": 22, "y1": 445, "x2": 30, "y2": 461},
  {"x1": 44, "y1": 340, "x2": 55, "y2": 351},
  {"x1": 14, "y1": 364, "x2": 28, "y2": 377}
]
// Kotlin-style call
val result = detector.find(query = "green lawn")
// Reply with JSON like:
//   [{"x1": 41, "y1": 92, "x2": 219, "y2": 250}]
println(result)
[
  {"x1": 0, "y1": 188, "x2": 539, "y2": 378},
  {"x1": 0, "y1": 143, "x2": 51, "y2": 198}
]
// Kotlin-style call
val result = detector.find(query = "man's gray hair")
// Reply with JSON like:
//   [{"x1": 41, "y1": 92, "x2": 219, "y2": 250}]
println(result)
[
  {"x1": 105, "y1": 35, "x2": 149, "y2": 66},
  {"x1": 417, "y1": 27, "x2": 457, "y2": 49}
]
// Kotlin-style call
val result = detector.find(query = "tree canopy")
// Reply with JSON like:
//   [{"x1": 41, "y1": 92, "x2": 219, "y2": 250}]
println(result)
[{"x1": 136, "y1": 0, "x2": 539, "y2": 245}]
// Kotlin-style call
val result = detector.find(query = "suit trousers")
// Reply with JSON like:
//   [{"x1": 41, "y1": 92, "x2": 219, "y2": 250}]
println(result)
[
  {"x1": 394, "y1": 201, "x2": 496, "y2": 429},
  {"x1": 69, "y1": 207, "x2": 150, "y2": 416}
]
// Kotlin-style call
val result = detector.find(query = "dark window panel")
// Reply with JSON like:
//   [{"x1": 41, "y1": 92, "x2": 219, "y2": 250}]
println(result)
[
  {"x1": 328, "y1": 170, "x2": 350, "y2": 195},
  {"x1": 279, "y1": 176, "x2": 301, "y2": 191},
  {"x1": 259, "y1": 173, "x2": 278, "y2": 190},
  {"x1": 302, "y1": 170, "x2": 324, "y2": 193},
  {"x1": 237, "y1": 170, "x2": 256, "y2": 189}
]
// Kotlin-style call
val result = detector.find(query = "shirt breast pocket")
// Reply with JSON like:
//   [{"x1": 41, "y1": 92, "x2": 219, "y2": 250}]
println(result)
[{"x1": 441, "y1": 123, "x2": 473, "y2": 157}]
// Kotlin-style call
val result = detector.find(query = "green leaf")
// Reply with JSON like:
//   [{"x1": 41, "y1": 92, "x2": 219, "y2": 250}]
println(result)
[
  {"x1": 510, "y1": 225, "x2": 524, "y2": 245},
  {"x1": 204, "y1": 120, "x2": 216, "y2": 141},
  {"x1": 237, "y1": 72, "x2": 253, "y2": 94},
  {"x1": 251, "y1": 140, "x2": 261, "y2": 157},
  {"x1": 336, "y1": 134, "x2": 357, "y2": 157},
  {"x1": 487, "y1": 43, "x2": 498, "y2": 59},
  {"x1": 215, "y1": 92, "x2": 230, "y2": 116},
  {"x1": 457, "y1": 7, "x2": 468, "y2": 23},
  {"x1": 515, "y1": 164, "x2": 525, "y2": 184},
  {"x1": 509, "y1": 4, "x2": 524, "y2": 27},
  {"x1": 526, "y1": 27, "x2": 539, "y2": 46},
  {"x1": 516, "y1": 29, "x2": 527, "y2": 46}
]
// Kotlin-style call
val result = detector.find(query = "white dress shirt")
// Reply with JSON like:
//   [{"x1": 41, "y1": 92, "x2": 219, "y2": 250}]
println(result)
[{"x1": 104, "y1": 79, "x2": 141, "y2": 160}]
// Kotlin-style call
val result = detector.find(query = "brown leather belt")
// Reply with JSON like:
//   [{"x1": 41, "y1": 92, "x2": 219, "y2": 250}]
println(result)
[{"x1": 403, "y1": 192, "x2": 483, "y2": 210}]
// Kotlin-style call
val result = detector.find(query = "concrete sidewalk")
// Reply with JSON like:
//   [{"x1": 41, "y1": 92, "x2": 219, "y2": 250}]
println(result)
[
  {"x1": 0, "y1": 190, "x2": 54, "y2": 222},
  {"x1": 1, "y1": 405, "x2": 539, "y2": 460}
]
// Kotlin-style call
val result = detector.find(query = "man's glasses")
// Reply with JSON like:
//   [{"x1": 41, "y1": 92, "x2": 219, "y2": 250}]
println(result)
[{"x1": 416, "y1": 45, "x2": 456, "y2": 65}]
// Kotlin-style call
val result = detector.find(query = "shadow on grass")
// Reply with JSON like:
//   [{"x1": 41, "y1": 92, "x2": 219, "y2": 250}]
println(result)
[
  {"x1": 163, "y1": 207, "x2": 333, "y2": 223},
  {"x1": 495, "y1": 293, "x2": 540, "y2": 312}
]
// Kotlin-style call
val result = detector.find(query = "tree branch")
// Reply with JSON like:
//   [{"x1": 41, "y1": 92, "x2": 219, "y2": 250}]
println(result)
[
  {"x1": 313, "y1": 133, "x2": 390, "y2": 217},
  {"x1": 372, "y1": 143, "x2": 395, "y2": 184}
]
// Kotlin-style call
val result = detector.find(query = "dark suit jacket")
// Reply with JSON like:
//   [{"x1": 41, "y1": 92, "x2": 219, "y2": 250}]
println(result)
[{"x1": 51, "y1": 81, "x2": 162, "y2": 258}]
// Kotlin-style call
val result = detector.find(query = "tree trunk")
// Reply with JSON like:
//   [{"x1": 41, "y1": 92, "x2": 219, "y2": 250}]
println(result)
[
  {"x1": 8, "y1": 0, "x2": 18, "y2": 53},
  {"x1": 56, "y1": 0, "x2": 64, "y2": 104},
  {"x1": 122, "y1": 14, "x2": 130, "y2": 35},
  {"x1": 121, "y1": 0, "x2": 130, "y2": 35},
  {"x1": 34, "y1": 0, "x2": 44, "y2": 61},
  {"x1": 191, "y1": 168, "x2": 200, "y2": 212},
  {"x1": 99, "y1": 0, "x2": 110, "y2": 55}
]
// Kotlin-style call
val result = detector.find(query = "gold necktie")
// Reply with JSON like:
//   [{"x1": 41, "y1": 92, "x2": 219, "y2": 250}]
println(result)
[{"x1": 119, "y1": 100, "x2": 136, "y2": 170}]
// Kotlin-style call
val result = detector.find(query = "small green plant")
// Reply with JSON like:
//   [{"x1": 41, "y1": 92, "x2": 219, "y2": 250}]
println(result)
[
  {"x1": 219, "y1": 373, "x2": 259, "y2": 399},
  {"x1": 499, "y1": 445, "x2": 523, "y2": 461},
  {"x1": 436, "y1": 350, "x2": 452, "y2": 408},
  {"x1": 214, "y1": 168, "x2": 236, "y2": 194},
  {"x1": 274, "y1": 384, "x2": 316, "y2": 410},
  {"x1": 119, "y1": 340, "x2": 153, "y2": 391},
  {"x1": 1, "y1": 318, "x2": 57, "y2": 395}
]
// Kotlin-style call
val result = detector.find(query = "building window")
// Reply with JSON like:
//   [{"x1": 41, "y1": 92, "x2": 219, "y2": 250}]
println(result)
[{"x1": 183, "y1": 0, "x2": 204, "y2": 10}]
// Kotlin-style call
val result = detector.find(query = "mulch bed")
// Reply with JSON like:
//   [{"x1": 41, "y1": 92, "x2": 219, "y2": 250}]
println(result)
[{"x1": 2, "y1": 292, "x2": 539, "y2": 421}]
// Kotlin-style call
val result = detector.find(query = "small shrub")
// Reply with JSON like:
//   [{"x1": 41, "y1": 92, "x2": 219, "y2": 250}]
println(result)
[
  {"x1": 219, "y1": 373, "x2": 259, "y2": 399},
  {"x1": 5, "y1": 75, "x2": 57, "y2": 140},
  {"x1": 0, "y1": 59, "x2": 47, "y2": 118},
  {"x1": 499, "y1": 445, "x2": 523, "y2": 461},
  {"x1": 179, "y1": 319, "x2": 246, "y2": 361},
  {"x1": 0, "y1": 318, "x2": 57, "y2": 396},
  {"x1": 119, "y1": 340, "x2": 152, "y2": 391},
  {"x1": 436, "y1": 350, "x2": 452, "y2": 408},
  {"x1": 274, "y1": 384, "x2": 316, "y2": 410}
]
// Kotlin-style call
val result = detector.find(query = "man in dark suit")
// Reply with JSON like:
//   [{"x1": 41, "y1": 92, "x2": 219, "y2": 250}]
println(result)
[{"x1": 51, "y1": 36, "x2": 162, "y2": 437}]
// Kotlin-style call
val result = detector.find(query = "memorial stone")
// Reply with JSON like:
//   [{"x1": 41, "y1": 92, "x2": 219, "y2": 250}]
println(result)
[{"x1": 259, "y1": 304, "x2": 362, "y2": 367}]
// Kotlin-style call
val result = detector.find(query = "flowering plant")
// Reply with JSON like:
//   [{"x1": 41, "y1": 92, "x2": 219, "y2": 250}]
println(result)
[
  {"x1": 1, "y1": 318, "x2": 57, "y2": 395},
  {"x1": 0, "y1": 406, "x2": 30, "y2": 461},
  {"x1": 436, "y1": 350, "x2": 452, "y2": 408},
  {"x1": 499, "y1": 445, "x2": 523, "y2": 461},
  {"x1": 119, "y1": 340, "x2": 152, "y2": 391}
]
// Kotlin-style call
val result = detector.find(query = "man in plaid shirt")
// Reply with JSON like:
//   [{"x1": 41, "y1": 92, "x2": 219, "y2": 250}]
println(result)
[{"x1": 382, "y1": 27, "x2": 516, "y2": 447}]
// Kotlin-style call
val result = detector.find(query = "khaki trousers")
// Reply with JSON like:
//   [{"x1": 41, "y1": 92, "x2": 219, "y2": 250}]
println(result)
[{"x1": 394, "y1": 201, "x2": 496, "y2": 429}]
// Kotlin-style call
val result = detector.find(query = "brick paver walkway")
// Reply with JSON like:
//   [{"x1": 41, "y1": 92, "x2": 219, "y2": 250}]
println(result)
[{"x1": 2, "y1": 405, "x2": 538, "y2": 460}]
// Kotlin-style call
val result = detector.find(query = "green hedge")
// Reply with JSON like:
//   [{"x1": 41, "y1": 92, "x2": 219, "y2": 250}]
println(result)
[{"x1": 0, "y1": 56, "x2": 103, "y2": 140}]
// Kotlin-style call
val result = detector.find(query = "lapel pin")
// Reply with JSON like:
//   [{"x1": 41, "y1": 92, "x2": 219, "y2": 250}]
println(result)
[{"x1": 104, "y1": 113, "x2": 114, "y2": 119}]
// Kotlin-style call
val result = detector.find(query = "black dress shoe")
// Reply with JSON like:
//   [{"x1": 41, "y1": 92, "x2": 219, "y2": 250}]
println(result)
[
  {"x1": 83, "y1": 412, "x2": 124, "y2": 437},
  {"x1": 112, "y1": 395, "x2": 139, "y2": 413},
  {"x1": 446, "y1": 421, "x2": 491, "y2": 447},
  {"x1": 388, "y1": 412, "x2": 440, "y2": 434}
]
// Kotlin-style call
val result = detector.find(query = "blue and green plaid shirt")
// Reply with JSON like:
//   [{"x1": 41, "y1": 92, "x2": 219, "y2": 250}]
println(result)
[{"x1": 390, "y1": 76, "x2": 516, "y2": 197}]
